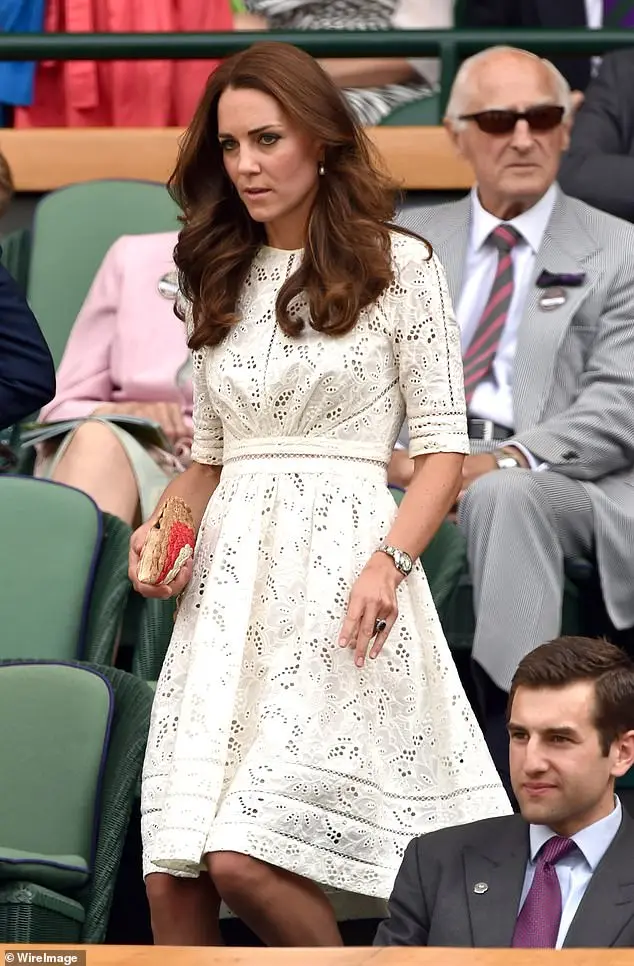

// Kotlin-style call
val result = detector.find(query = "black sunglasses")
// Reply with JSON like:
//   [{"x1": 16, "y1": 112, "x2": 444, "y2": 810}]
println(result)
[{"x1": 458, "y1": 105, "x2": 565, "y2": 135}]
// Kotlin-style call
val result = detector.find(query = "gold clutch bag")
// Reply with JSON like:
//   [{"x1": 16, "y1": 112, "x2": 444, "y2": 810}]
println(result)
[{"x1": 137, "y1": 496, "x2": 195, "y2": 585}]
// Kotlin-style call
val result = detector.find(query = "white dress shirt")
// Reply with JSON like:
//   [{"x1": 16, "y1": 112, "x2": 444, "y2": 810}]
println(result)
[
  {"x1": 519, "y1": 797, "x2": 623, "y2": 949},
  {"x1": 585, "y1": 0, "x2": 604, "y2": 77},
  {"x1": 459, "y1": 184, "x2": 557, "y2": 433},
  {"x1": 585, "y1": 0, "x2": 603, "y2": 29},
  {"x1": 394, "y1": 186, "x2": 556, "y2": 459}
]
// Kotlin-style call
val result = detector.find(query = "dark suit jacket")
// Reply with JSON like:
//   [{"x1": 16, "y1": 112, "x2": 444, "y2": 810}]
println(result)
[
  {"x1": 0, "y1": 253, "x2": 55, "y2": 432},
  {"x1": 374, "y1": 810, "x2": 634, "y2": 947},
  {"x1": 463, "y1": 0, "x2": 592, "y2": 92},
  {"x1": 559, "y1": 50, "x2": 634, "y2": 223}
]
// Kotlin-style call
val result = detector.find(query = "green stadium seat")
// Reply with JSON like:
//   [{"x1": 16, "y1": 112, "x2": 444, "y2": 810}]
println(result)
[
  {"x1": 0, "y1": 476, "x2": 131, "y2": 664},
  {"x1": 380, "y1": 93, "x2": 441, "y2": 126},
  {"x1": 0, "y1": 660, "x2": 152, "y2": 944},
  {"x1": 389, "y1": 486, "x2": 466, "y2": 617}
]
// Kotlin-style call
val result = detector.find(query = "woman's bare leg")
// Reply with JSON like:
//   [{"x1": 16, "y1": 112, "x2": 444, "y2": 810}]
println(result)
[
  {"x1": 145, "y1": 872, "x2": 223, "y2": 945},
  {"x1": 206, "y1": 851, "x2": 343, "y2": 947},
  {"x1": 48, "y1": 421, "x2": 140, "y2": 524}
]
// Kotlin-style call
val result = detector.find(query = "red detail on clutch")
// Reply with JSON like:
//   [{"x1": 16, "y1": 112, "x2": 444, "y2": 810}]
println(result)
[{"x1": 156, "y1": 521, "x2": 195, "y2": 585}]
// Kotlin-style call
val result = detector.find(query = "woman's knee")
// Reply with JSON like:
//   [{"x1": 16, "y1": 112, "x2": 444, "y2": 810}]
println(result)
[
  {"x1": 145, "y1": 872, "x2": 177, "y2": 912},
  {"x1": 206, "y1": 851, "x2": 267, "y2": 902},
  {"x1": 145, "y1": 872, "x2": 205, "y2": 913},
  {"x1": 459, "y1": 466, "x2": 542, "y2": 524},
  {"x1": 63, "y1": 419, "x2": 127, "y2": 460}
]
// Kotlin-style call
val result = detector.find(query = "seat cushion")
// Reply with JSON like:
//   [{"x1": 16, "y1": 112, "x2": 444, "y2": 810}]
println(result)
[{"x1": 0, "y1": 847, "x2": 89, "y2": 891}]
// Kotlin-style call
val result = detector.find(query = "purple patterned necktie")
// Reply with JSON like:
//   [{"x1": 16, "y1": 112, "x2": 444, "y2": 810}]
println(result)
[
  {"x1": 512, "y1": 836, "x2": 577, "y2": 948},
  {"x1": 463, "y1": 224, "x2": 521, "y2": 405},
  {"x1": 603, "y1": 0, "x2": 634, "y2": 27}
]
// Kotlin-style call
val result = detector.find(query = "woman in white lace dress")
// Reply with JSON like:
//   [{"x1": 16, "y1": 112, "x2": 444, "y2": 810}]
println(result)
[{"x1": 129, "y1": 41, "x2": 511, "y2": 947}]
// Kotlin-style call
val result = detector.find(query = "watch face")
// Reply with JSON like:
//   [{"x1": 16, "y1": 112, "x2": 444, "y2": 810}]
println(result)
[{"x1": 396, "y1": 550, "x2": 413, "y2": 574}]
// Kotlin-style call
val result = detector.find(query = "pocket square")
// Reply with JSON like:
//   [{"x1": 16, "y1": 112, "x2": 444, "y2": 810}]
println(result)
[{"x1": 536, "y1": 269, "x2": 586, "y2": 288}]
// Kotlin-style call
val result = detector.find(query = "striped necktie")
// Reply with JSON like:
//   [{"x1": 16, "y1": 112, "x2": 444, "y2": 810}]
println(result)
[
  {"x1": 463, "y1": 223, "x2": 522, "y2": 405},
  {"x1": 603, "y1": 0, "x2": 634, "y2": 26}
]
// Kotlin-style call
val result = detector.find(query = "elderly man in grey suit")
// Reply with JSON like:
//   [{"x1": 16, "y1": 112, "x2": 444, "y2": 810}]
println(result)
[
  {"x1": 396, "y1": 45, "x2": 634, "y2": 787},
  {"x1": 375, "y1": 636, "x2": 634, "y2": 948}
]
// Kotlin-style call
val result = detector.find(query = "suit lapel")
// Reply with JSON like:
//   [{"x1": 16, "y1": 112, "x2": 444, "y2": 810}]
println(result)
[
  {"x1": 463, "y1": 818, "x2": 529, "y2": 947},
  {"x1": 430, "y1": 196, "x2": 470, "y2": 304},
  {"x1": 513, "y1": 191, "x2": 598, "y2": 431},
  {"x1": 564, "y1": 810, "x2": 634, "y2": 948}
]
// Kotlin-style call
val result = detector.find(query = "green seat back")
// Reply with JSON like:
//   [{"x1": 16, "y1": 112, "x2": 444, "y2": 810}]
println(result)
[
  {"x1": 380, "y1": 93, "x2": 441, "y2": 126},
  {"x1": 0, "y1": 663, "x2": 113, "y2": 890},
  {"x1": 27, "y1": 179, "x2": 181, "y2": 368},
  {"x1": 0, "y1": 477, "x2": 102, "y2": 661}
]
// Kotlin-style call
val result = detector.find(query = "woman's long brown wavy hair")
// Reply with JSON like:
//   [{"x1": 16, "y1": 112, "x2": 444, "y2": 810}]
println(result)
[{"x1": 169, "y1": 41, "x2": 403, "y2": 349}]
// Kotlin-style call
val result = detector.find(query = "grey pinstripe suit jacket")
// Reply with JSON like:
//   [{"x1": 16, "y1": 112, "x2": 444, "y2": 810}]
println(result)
[{"x1": 398, "y1": 187, "x2": 634, "y2": 630}]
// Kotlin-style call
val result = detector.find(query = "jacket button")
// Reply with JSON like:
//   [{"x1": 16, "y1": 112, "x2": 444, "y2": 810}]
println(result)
[{"x1": 562, "y1": 451, "x2": 578, "y2": 460}]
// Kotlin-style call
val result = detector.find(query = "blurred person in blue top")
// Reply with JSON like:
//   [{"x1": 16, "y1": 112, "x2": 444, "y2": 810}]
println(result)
[{"x1": 0, "y1": 0, "x2": 47, "y2": 123}]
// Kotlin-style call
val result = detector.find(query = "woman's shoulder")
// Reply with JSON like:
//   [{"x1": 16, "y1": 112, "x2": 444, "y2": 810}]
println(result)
[
  {"x1": 107, "y1": 231, "x2": 179, "y2": 263},
  {"x1": 388, "y1": 227, "x2": 435, "y2": 271}
]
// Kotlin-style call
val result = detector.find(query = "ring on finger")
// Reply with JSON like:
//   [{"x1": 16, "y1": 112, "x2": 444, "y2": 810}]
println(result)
[{"x1": 373, "y1": 618, "x2": 387, "y2": 635}]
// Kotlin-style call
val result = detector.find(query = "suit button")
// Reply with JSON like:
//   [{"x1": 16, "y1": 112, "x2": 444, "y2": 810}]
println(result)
[{"x1": 562, "y1": 451, "x2": 578, "y2": 460}]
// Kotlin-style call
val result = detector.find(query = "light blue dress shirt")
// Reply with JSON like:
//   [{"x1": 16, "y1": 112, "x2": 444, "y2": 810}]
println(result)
[{"x1": 518, "y1": 797, "x2": 623, "y2": 948}]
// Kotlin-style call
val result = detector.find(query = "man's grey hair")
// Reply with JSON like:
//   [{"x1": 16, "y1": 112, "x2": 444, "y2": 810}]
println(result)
[{"x1": 445, "y1": 46, "x2": 573, "y2": 130}]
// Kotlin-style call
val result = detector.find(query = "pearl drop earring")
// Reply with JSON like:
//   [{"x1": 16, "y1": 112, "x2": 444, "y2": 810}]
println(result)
[{"x1": 318, "y1": 161, "x2": 325, "y2": 176}]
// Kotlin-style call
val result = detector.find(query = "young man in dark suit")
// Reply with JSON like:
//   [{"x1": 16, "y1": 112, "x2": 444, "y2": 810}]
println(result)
[{"x1": 375, "y1": 636, "x2": 634, "y2": 948}]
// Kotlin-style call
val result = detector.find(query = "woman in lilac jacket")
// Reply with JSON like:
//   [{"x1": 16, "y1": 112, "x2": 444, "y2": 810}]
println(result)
[{"x1": 36, "y1": 231, "x2": 193, "y2": 525}]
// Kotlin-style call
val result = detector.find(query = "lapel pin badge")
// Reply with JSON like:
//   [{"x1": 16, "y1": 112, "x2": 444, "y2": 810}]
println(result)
[
  {"x1": 157, "y1": 272, "x2": 179, "y2": 300},
  {"x1": 473, "y1": 882, "x2": 488, "y2": 894},
  {"x1": 539, "y1": 286, "x2": 567, "y2": 312}
]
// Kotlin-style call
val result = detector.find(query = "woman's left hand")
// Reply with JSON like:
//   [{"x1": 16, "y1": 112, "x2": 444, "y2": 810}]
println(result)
[{"x1": 339, "y1": 552, "x2": 402, "y2": 669}]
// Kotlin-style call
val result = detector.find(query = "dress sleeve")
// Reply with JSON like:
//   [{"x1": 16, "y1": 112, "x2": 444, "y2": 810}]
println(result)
[
  {"x1": 390, "y1": 244, "x2": 469, "y2": 458},
  {"x1": 183, "y1": 302, "x2": 224, "y2": 466}
]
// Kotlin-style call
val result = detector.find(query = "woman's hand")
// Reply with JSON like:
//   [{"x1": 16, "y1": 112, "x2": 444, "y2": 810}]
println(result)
[
  {"x1": 338, "y1": 552, "x2": 401, "y2": 669},
  {"x1": 233, "y1": 11, "x2": 268, "y2": 29},
  {"x1": 128, "y1": 518, "x2": 193, "y2": 600},
  {"x1": 93, "y1": 401, "x2": 189, "y2": 445}
]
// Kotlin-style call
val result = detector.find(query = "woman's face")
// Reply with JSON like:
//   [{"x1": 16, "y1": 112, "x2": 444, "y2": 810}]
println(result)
[{"x1": 217, "y1": 86, "x2": 322, "y2": 249}]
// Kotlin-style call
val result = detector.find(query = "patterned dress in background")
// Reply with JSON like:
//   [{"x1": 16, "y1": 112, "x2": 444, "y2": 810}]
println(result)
[{"x1": 244, "y1": 0, "x2": 437, "y2": 124}]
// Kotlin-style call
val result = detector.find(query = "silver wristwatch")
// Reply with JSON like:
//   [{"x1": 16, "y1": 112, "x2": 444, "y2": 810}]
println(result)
[
  {"x1": 493, "y1": 448, "x2": 521, "y2": 470},
  {"x1": 378, "y1": 543, "x2": 413, "y2": 577}
]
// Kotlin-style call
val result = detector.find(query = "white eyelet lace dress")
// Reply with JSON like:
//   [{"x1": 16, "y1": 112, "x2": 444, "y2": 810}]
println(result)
[{"x1": 141, "y1": 232, "x2": 512, "y2": 901}]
